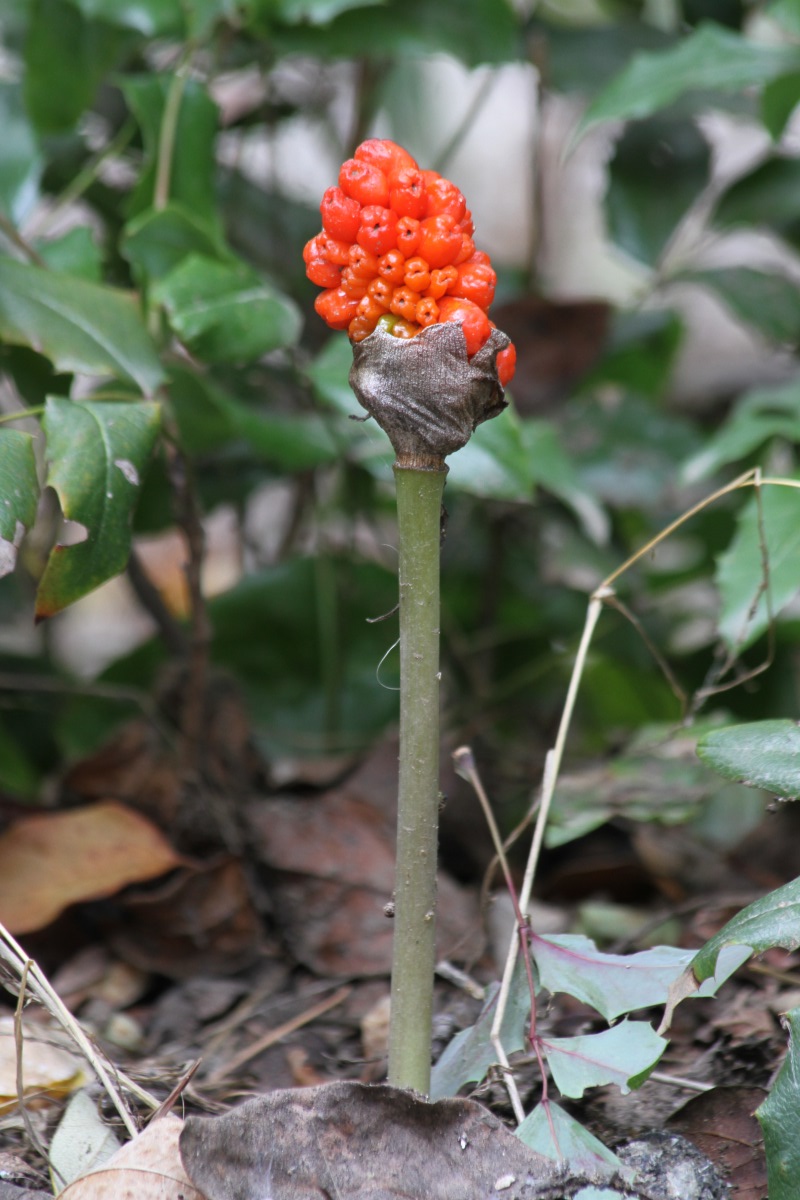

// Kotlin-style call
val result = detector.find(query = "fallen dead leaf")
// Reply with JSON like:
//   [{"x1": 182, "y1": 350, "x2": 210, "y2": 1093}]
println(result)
[
  {"x1": 0, "y1": 1017, "x2": 83, "y2": 1112},
  {"x1": 59, "y1": 1114, "x2": 206, "y2": 1200},
  {"x1": 179, "y1": 1080, "x2": 600, "y2": 1199},
  {"x1": 0, "y1": 802, "x2": 183, "y2": 934},
  {"x1": 666, "y1": 1085, "x2": 768, "y2": 1200}
]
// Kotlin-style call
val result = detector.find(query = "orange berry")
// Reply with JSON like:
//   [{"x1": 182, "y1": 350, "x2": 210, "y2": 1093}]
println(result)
[
  {"x1": 418, "y1": 214, "x2": 462, "y2": 268},
  {"x1": 357, "y1": 205, "x2": 399, "y2": 256},
  {"x1": 339, "y1": 158, "x2": 390, "y2": 207},
  {"x1": 320, "y1": 235, "x2": 351, "y2": 266},
  {"x1": 354, "y1": 139, "x2": 418, "y2": 185},
  {"x1": 403, "y1": 257, "x2": 431, "y2": 293},
  {"x1": 389, "y1": 286, "x2": 418, "y2": 323},
  {"x1": 426, "y1": 265, "x2": 458, "y2": 300},
  {"x1": 378, "y1": 249, "x2": 407, "y2": 286},
  {"x1": 315, "y1": 287, "x2": 360, "y2": 331},
  {"x1": 496, "y1": 342, "x2": 516, "y2": 386},
  {"x1": 390, "y1": 167, "x2": 427, "y2": 219},
  {"x1": 452, "y1": 260, "x2": 496, "y2": 309},
  {"x1": 396, "y1": 216, "x2": 421, "y2": 257},
  {"x1": 416, "y1": 296, "x2": 439, "y2": 327},
  {"x1": 390, "y1": 318, "x2": 419, "y2": 339},
  {"x1": 437, "y1": 296, "x2": 492, "y2": 356},
  {"x1": 424, "y1": 175, "x2": 466, "y2": 222},
  {"x1": 348, "y1": 244, "x2": 380, "y2": 280},
  {"x1": 340, "y1": 267, "x2": 368, "y2": 298},
  {"x1": 348, "y1": 314, "x2": 375, "y2": 342},
  {"x1": 320, "y1": 186, "x2": 361, "y2": 242},
  {"x1": 367, "y1": 276, "x2": 392, "y2": 308}
]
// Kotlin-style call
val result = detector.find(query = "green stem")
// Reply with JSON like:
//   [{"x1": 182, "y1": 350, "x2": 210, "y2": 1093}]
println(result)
[{"x1": 388, "y1": 462, "x2": 447, "y2": 1094}]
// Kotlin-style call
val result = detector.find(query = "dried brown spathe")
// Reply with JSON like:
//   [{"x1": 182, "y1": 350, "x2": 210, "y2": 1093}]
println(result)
[{"x1": 349, "y1": 322, "x2": 510, "y2": 469}]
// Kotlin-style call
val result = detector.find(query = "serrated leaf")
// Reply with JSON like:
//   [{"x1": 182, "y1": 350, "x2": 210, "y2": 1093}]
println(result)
[
  {"x1": 0, "y1": 83, "x2": 42, "y2": 223},
  {"x1": 36, "y1": 398, "x2": 160, "y2": 618},
  {"x1": 577, "y1": 23, "x2": 800, "y2": 138},
  {"x1": 516, "y1": 1101, "x2": 622, "y2": 1172},
  {"x1": 714, "y1": 157, "x2": 800, "y2": 248},
  {"x1": 24, "y1": 0, "x2": 130, "y2": 134},
  {"x1": 429, "y1": 957, "x2": 532, "y2": 1100},
  {"x1": 123, "y1": 76, "x2": 220, "y2": 227},
  {"x1": 0, "y1": 430, "x2": 39, "y2": 578},
  {"x1": 692, "y1": 875, "x2": 800, "y2": 985},
  {"x1": 122, "y1": 204, "x2": 229, "y2": 283},
  {"x1": 681, "y1": 381, "x2": 800, "y2": 483},
  {"x1": 761, "y1": 72, "x2": 800, "y2": 141},
  {"x1": 698, "y1": 719, "x2": 800, "y2": 799},
  {"x1": 681, "y1": 267, "x2": 800, "y2": 345},
  {"x1": 153, "y1": 255, "x2": 302, "y2": 363},
  {"x1": 68, "y1": 0, "x2": 184, "y2": 36},
  {"x1": 606, "y1": 114, "x2": 711, "y2": 267},
  {"x1": 0, "y1": 257, "x2": 165, "y2": 394},
  {"x1": 532, "y1": 932, "x2": 696, "y2": 1022},
  {"x1": 541, "y1": 1020, "x2": 666, "y2": 1099},
  {"x1": 716, "y1": 480, "x2": 800, "y2": 650},
  {"x1": 757, "y1": 1007, "x2": 800, "y2": 1200}
]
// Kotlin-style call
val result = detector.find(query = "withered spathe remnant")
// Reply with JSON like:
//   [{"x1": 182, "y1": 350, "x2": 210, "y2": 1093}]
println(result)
[{"x1": 349, "y1": 321, "x2": 510, "y2": 471}]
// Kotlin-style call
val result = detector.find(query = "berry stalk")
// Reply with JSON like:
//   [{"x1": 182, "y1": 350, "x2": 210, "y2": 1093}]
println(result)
[{"x1": 388, "y1": 461, "x2": 447, "y2": 1094}]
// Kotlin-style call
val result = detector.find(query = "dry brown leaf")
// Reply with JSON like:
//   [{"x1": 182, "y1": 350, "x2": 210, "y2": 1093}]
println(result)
[
  {"x1": 60, "y1": 1115, "x2": 206, "y2": 1200},
  {"x1": 0, "y1": 1017, "x2": 83, "y2": 1112},
  {"x1": 666, "y1": 1085, "x2": 768, "y2": 1199},
  {"x1": 0, "y1": 802, "x2": 183, "y2": 934}
]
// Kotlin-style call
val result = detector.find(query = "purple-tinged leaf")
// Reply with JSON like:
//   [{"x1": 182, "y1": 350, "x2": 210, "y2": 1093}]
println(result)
[
  {"x1": 531, "y1": 932, "x2": 695, "y2": 1021},
  {"x1": 541, "y1": 1020, "x2": 666, "y2": 1099},
  {"x1": 516, "y1": 1101, "x2": 623, "y2": 1174}
]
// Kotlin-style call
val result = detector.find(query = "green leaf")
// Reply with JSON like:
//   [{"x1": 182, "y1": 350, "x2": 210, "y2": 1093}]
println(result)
[
  {"x1": 0, "y1": 257, "x2": 165, "y2": 394},
  {"x1": 541, "y1": 1021, "x2": 666, "y2": 1099},
  {"x1": 698, "y1": 719, "x2": 800, "y2": 800},
  {"x1": 24, "y1": 0, "x2": 130, "y2": 134},
  {"x1": 761, "y1": 72, "x2": 800, "y2": 141},
  {"x1": 122, "y1": 76, "x2": 220, "y2": 227},
  {"x1": 583, "y1": 310, "x2": 683, "y2": 400},
  {"x1": 67, "y1": 0, "x2": 184, "y2": 35},
  {"x1": 767, "y1": 0, "x2": 800, "y2": 38},
  {"x1": 0, "y1": 431, "x2": 39, "y2": 578},
  {"x1": 522, "y1": 419, "x2": 608, "y2": 542},
  {"x1": 680, "y1": 267, "x2": 800, "y2": 345},
  {"x1": 37, "y1": 228, "x2": 103, "y2": 282},
  {"x1": 272, "y1": 0, "x2": 520, "y2": 66},
  {"x1": 446, "y1": 405, "x2": 535, "y2": 502},
  {"x1": 429, "y1": 957, "x2": 532, "y2": 1100},
  {"x1": 272, "y1": 0, "x2": 387, "y2": 20},
  {"x1": 606, "y1": 114, "x2": 711, "y2": 267},
  {"x1": 516, "y1": 1101, "x2": 622, "y2": 1171},
  {"x1": 690, "y1": 876, "x2": 800, "y2": 988},
  {"x1": 714, "y1": 157, "x2": 800, "y2": 248},
  {"x1": 122, "y1": 204, "x2": 229, "y2": 283},
  {"x1": 716, "y1": 480, "x2": 800, "y2": 650},
  {"x1": 153, "y1": 256, "x2": 302, "y2": 364},
  {"x1": 532, "y1": 933, "x2": 696, "y2": 1022},
  {"x1": 577, "y1": 23, "x2": 800, "y2": 137},
  {"x1": 682, "y1": 381, "x2": 800, "y2": 483},
  {"x1": 757, "y1": 1007, "x2": 800, "y2": 1200},
  {"x1": 535, "y1": 22, "x2": 674, "y2": 94},
  {"x1": 36, "y1": 398, "x2": 161, "y2": 618},
  {"x1": 0, "y1": 84, "x2": 42, "y2": 224}
]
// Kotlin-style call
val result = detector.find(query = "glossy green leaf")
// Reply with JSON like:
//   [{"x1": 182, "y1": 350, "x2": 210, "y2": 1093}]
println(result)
[
  {"x1": 577, "y1": 23, "x2": 800, "y2": 137},
  {"x1": 532, "y1": 933, "x2": 696, "y2": 1022},
  {"x1": 272, "y1": 0, "x2": 520, "y2": 66},
  {"x1": 37, "y1": 228, "x2": 103, "y2": 282},
  {"x1": 698, "y1": 719, "x2": 800, "y2": 800},
  {"x1": 429, "y1": 957, "x2": 532, "y2": 1100},
  {"x1": 714, "y1": 158, "x2": 800, "y2": 248},
  {"x1": 24, "y1": 0, "x2": 130, "y2": 134},
  {"x1": 681, "y1": 381, "x2": 800, "y2": 483},
  {"x1": 757, "y1": 1008, "x2": 800, "y2": 1200},
  {"x1": 691, "y1": 875, "x2": 800, "y2": 985},
  {"x1": 0, "y1": 257, "x2": 165, "y2": 394},
  {"x1": 0, "y1": 85, "x2": 41, "y2": 223},
  {"x1": 516, "y1": 1101, "x2": 622, "y2": 1172},
  {"x1": 123, "y1": 76, "x2": 220, "y2": 227},
  {"x1": 541, "y1": 1021, "x2": 666, "y2": 1099},
  {"x1": 716, "y1": 480, "x2": 800, "y2": 650},
  {"x1": 209, "y1": 557, "x2": 400, "y2": 756},
  {"x1": 447, "y1": 405, "x2": 535, "y2": 502},
  {"x1": 36, "y1": 399, "x2": 161, "y2": 618},
  {"x1": 0, "y1": 431, "x2": 39, "y2": 579},
  {"x1": 122, "y1": 205, "x2": 229, "y2": 282},
  {"x1": 681, "y1": 267, "x2": 800, "y2": 345},
  {"x1": 67, "y1": 0, "x2": 184, "y2": 35},
  {"x1": 761, "y1": 72, "x2": 800, "y2": 141},
  {"x1": 606, "y1": 114, "x2": 711, "y2": 266},
  {"x1": 153, "y1": 256, "x2": 302, "y2": 363}
]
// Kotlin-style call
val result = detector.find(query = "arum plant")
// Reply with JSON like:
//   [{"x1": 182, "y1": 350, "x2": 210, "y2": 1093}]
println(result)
[{"x1": 304, "y1": 139, "x2": 515, "y2": 1093}]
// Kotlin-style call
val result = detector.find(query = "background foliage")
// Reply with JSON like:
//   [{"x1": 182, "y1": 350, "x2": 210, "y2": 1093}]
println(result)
[{"x1": 0, "y1": 0, "x2": 799, "y2": 870}]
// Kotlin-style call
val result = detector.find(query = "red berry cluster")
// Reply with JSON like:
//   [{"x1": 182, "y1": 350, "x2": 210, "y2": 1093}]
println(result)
[{"x1": 303, "y1": 139, "x2": 516, "y2": 387}]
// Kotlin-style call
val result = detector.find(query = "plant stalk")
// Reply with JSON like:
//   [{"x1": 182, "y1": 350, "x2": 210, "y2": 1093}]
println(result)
[{"x1": 388, "y1": 461, "x2": 447, "y2": 1094}]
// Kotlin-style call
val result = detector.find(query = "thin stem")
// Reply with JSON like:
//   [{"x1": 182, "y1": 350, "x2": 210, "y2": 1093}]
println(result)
[
  {"x1": 388, "y1": 463, "x2": 447, "y2": 1095},
  {"x1": 0, "y1": 211, "x2": 47, "y2": 267},
  {"x1": 154, "y1": 56, "x2": 192, "y2": 211}
]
